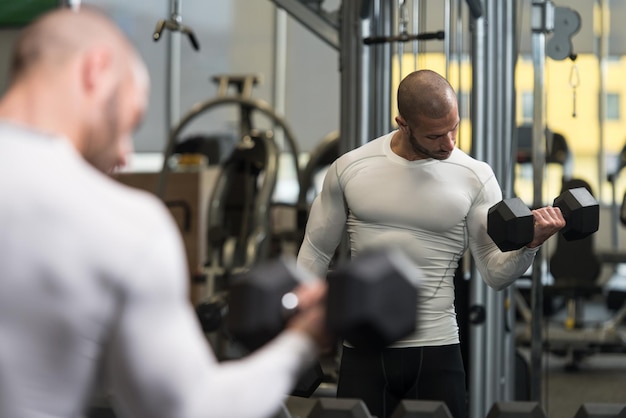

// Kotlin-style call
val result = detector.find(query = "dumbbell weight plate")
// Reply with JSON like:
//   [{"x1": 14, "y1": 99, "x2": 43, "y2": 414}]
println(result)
[
  {"x1": 291, "y1": 362, "x2": 324, "y2": 398},
  {"x1": 326, "y1": 249, "x2": 420, "y2": 351},
  {"x1": 553, "y1": 187, "x2": 599, "y2": 241},
  {"x1": 226, "y1": 258, "x2": 307, "y2": 351},
  {"x1": 487, "y1": 198, "x2": 534, "y2": 252}
]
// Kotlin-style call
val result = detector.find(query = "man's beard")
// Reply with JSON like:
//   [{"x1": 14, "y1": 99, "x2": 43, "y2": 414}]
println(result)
[
  {"x1": 407, "y1": 130, "x2": 451, "y2": 160},
  {"x1": 86, "y1": 87, "x2": 121, "y2": 173}
]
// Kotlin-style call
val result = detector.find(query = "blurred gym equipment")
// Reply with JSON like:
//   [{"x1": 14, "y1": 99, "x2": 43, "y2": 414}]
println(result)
[{"x1": 516, "y1": 179, "x2": 626, "y2": 370}]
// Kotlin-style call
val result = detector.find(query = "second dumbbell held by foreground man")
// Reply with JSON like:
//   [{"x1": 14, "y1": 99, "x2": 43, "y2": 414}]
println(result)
[{"x1": 297, "y1": 69, "x2": 567, "y2": 418}]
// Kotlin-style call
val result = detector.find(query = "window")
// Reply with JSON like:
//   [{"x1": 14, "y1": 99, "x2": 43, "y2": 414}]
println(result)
[
  {"x1": 522, "y1": 91, "x2": 533, "y2": 123},
  {"x1": 607, "y1": 92, "x2": 620, "y2": 120}
]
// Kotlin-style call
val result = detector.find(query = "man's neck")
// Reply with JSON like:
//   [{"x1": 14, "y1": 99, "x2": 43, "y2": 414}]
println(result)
[{"x1": 390, "y1": 130, "x2": 425, "y2": 161}]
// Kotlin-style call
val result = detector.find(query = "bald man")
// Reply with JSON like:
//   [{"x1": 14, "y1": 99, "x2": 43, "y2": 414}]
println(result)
[
  {"x1": 297, "y1": 70, "x2": 565, "y2": 418},
  {"x1": 0, "y1": 7, "x2": 328, "y2": 418}
]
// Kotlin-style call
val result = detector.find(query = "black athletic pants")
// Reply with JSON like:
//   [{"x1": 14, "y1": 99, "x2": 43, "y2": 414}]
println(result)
[{"x1": 336, "y1": 344, "x2": 467, "y2": 418}]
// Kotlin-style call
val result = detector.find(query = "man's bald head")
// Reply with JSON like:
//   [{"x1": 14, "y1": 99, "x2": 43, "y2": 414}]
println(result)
[
  {"x1": 9, "y1": 6, "x2": 132, "y2": 83},
  {"x1": 397, "y1": 70, "x2": 457, "y2": 127},
  {"x1": 1, "y1": 6, "x2": 150, "y2": 174}
]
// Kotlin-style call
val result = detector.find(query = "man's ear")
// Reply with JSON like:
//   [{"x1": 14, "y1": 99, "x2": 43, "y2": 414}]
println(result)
[
  {"x1": 80, "y1": 46, "x2": 114, "y2": 98},
  {"x1": 395, "y1": 115, "x2": 408, "y2": 132}
]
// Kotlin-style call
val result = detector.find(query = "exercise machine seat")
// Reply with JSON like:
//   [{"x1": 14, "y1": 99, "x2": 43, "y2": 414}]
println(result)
[
  {"x1": 206, "y1": 131, "x2": 279, "y2": 275},
  {"x1": 548, "y1": 178, "x2": 602, "y2": 296}
]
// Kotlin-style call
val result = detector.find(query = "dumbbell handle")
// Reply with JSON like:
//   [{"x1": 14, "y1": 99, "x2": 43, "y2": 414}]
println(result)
[
  {"x1": 280, "y1": 292, "x2": 303, "y2": 321},
  {"x1": 281, "y1": 292, "x2": 299, "y2": 311}
]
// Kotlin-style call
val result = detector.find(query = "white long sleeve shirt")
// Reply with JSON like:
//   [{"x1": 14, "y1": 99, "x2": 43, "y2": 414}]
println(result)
[
  {"x1": 298, "y1": 131, "x2": 538, "y2": 347},
  {"x1": 0, "y1": 122, "x2": 316, "y2": 418}
]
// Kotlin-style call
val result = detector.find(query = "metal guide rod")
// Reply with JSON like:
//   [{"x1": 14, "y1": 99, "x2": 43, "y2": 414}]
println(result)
[
  {"x1": 444, "y1": 0, "x2": 452, "y2": 80},
  {"x1": 418, "y1": 0, "x2": 427, "y2": 67},
  {"x1": 530, "y1": 0, "x2": 552, "y2": 404},
  {"x1": 335, "y1": 0, "x2": 368, "y2": 263},
  {"x1": 374, "y1": 0, "x2": 393, "y2": 138},
  {"x1": 469, "y1": 5, "x2": 486, "y2": 417},
  {"x1": 167, "y1": 0, "x2": 182, "y2": 139},
  {"x1": 339, "y1": 0, "x2": 365, "y2": 154},
  {"x1": 502, "y1": 0, "x2": 516, "y2": 202},
  {"x1": 502, "y1": 0, "x2": 518, "y2": 401},
  {"x1": 596, "y1": 0, "x2": 609, "y2": 203},
  {"x1": 412, "y1": 0, "x2": 420, "y2": 69},
  {"x1": 155, "y1": 0, "x2": 183, "y2": 199},
  {"x1": 454, "y1": 0, "x2": 464, "y2": 147},
  {"x1": 271, "y1": 0, "x2": 340, "y2": 50},
  {"x1": 485, "y1": 0, "x2": 518, "y2": 408},
  {"x1": 153, "y1": 0, "x2": 202, "y2": 198},
  {"x1": 469, "y1": 1, "x2": 518, "y2": 415},
  {"x1": 272, "y1": 7, "x2": 288, "y2": 149},
  {"x1": 398, "y1": 0, "x2": 407, "y2": 81},
  {"x1": 449, "y1": 0, "x2": 462, "y2": 89},
  {"x1": 484, "y1": 0, "x2": 502, "y2": 410}
]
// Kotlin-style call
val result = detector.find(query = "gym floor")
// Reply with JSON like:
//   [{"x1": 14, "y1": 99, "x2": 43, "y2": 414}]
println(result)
[
  {"x1": 519, "y1": 348, "x2": 626, "y2": 418},
  {"x1": 516, "y1": 294, "x2": 626, "y2": 418},
  {"x1": 287, "y1": 347, "x2": 626, "y2": 418},
  {"x1": 310, "y1": 295, "x2": 626, "y2": 418}
]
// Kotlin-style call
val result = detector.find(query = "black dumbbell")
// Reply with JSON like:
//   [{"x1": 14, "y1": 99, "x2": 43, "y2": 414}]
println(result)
[
  {"x1": 487, "y1": 187, "x2": 599, "y2": 252},
  {"x1": 325, "y1": 249, "x2": 420, "y2": 351},
  {"x1": 225, "y1": 248, "x2": 420, "y2": 352}
]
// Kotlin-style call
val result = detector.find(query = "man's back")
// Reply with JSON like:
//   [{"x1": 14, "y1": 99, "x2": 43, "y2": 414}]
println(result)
[{"x1": 0, "y1": 123, "x2": 188, "y2": 417}]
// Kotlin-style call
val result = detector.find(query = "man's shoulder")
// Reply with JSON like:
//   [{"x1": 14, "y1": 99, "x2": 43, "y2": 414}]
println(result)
[
  {"x1": 80, "y1": 176, "x2": 187, "y2": 284},
  {"x1": 336, "y1": 133, "x2": 389, "y2": 167},
  {"x1": 446, "y1": 148, "x2": 496, "y2": 182},
  {"x1": 449, "y1": 148, "x2": 493, "y2": 170},
  {"x1": 95, "y1": 174, "x2": 175, "y2": 235}
]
